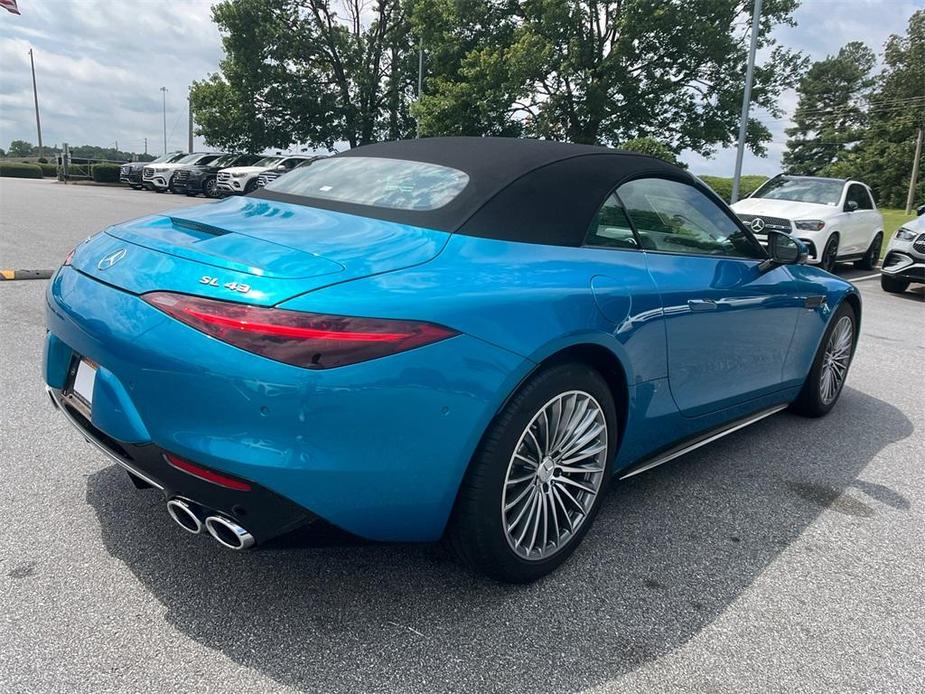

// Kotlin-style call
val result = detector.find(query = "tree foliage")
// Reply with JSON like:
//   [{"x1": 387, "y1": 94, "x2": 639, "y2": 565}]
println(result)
[
  {"x1": 409, "y1": 0, "x2": 806, "y2": 156},
  {"x1": 824, "y1": 10, "x2": 925, "y2": 208},
  {"x1": 619, "y1": 137, "x2": 685, "y2": 167},
  {"x1": 782, "y1": 41, "x2": 876, "y2": 175},
  {"x1": 7, "y1": 139, "x2": 34, "y2": 157},
  {"x1": 191, "y1": 0, "x2": 418, "y2": 152}
]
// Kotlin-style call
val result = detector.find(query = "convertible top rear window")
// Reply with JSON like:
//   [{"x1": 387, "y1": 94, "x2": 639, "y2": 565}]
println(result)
[{"x1": 264, "y1": 156, "x2": 470, "y2": 211}]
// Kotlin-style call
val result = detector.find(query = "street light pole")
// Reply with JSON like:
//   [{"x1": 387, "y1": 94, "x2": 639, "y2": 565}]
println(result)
[
  {"x1": 28, "y1": 48, "x2": 43, "y2": 158},
  {"x1": 731, "y1": 0, "x2": 763, "y2": 204},
  {"x1": 187, "y1": 86, "x2": 194, "y2": 153},
  {"x1": 160, "y1": 86, "x2": 168, "y2": 155},
  {"x1": 416, "y1": 35, "x2": 423, "y2": 138}
]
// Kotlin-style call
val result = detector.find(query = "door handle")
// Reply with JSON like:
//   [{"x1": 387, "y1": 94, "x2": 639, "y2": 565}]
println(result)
[{"x1": 688, "y1": 299, "x2": 718, "y2": 312}]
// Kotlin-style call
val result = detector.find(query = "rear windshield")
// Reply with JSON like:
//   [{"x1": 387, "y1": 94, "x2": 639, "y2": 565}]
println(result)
[
  {"x1": 751, "y1": 177, "x2": 844, "y2": 205},
  {"x1": 264, "y1": 156, "x2": 470, "y2": 211}
]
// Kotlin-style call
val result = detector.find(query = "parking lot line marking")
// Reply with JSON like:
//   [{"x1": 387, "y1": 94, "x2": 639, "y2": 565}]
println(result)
[{"x1": 852, "y1": 274, "x2": 881, "y2": 282}]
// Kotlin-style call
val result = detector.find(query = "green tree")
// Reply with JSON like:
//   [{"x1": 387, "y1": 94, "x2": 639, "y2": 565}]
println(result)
[
  {"x1": 191, "y1": 0, "x2": 417, "y2": 152},
  {"x1": 619, "y1": 137, "x2": 685, "y2": 167},
  {"x1": 8, "y1": 140, "x2": 34, "y2": 157},
  {"x1": 411, "y1": 0, "x2": 806, "y2": 155},
  {"x1": 827, "y1": 10, "x2": 925, "y2": 208},
  {"x1": 782, "y1": 42, "x2": 876, "y2": 175}
]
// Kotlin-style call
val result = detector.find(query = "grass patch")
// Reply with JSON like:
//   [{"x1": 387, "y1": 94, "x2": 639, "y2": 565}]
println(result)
[{"x1": 880, "y1": 208, "x2": 917, "y2": 258}]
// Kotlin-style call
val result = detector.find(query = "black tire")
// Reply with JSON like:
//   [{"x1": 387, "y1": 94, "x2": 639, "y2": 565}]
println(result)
[
  {"x1": 204, "y1": 177, "x2": 218, "y2": 198},
  {"x1": 880, "y1": 274, "x2": 909, "y2": 294},
  {"x1": 790, "y1": 302, "x2": 857, "y2": 418},
  {"x1": 129, "y1": 184, "x2": 143, "y2": 190},
  {"x1": 243, "y1": 178, "x2": 258, "y2": 194},
  {"x1": 854, "y1": 233, "x2": 882, "y2": 270},
  {"x1": 820, "y1": 234, "x2": 839, "y2": 273},
  {"x1": 447, "y1": 362, "x2": 617, "y2": 583}
]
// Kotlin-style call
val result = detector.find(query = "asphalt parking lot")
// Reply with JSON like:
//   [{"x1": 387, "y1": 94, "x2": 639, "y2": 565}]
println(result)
[{"x1": 1, "y1": 177, "x2": 923, "y2": 693}]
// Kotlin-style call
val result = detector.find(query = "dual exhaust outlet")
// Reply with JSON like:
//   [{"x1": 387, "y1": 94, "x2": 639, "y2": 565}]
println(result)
[{"x1": 166, "y1": 498, "x2": 255, "y2": 550}]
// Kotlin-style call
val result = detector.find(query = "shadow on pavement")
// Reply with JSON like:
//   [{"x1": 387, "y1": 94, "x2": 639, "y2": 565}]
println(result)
[{"x1": 85, "y1": 387, "x2": 912, "y2": 693}]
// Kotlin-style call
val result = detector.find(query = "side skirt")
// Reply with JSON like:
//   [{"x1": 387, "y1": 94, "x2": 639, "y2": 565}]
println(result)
[{"x1": 617, "y1": 403, "x2": 789, "y2": 480}]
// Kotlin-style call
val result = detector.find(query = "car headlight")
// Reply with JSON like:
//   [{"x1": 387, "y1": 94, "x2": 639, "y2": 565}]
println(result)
[
  {"x1": 895, "y1": 227, "x2": 916, "y2": 241},
  {"x1": 152, "y1": 167, "x2": 168, "y2": 173},
  {"x1": 230, "y1": 172, "x2": 248, "y2": 178},
  {"x1": 795, "y1": 220, "x2": 826, "y2": 231}
]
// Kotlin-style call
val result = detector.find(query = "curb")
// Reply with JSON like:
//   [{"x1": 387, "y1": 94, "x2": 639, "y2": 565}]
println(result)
[{"x1": 0, "y1": 269, "x2": 54, "y2": 280}]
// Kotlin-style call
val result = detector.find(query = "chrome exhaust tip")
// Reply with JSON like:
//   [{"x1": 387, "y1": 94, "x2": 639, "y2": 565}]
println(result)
[
  {"x1": 204, "y1": 515, "x2": 255, "y2": 550},
  {"x1": 166, "y1": 498, "x2": 203, "y2": 535}
]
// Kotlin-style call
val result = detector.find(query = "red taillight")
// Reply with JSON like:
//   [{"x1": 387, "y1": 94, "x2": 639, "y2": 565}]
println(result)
[
  {"x1": 164, "y1": 453, "x2": 252, "y2": 491},
  {"x1": 142, "y1": 292, "x2": 458, "y2": 369}
]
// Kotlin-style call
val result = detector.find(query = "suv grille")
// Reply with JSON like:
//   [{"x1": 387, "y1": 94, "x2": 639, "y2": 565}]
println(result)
[
  {"x1": 174, "y1": 169, "x2": 190, "y2": 183},
  {"x1": 736, "y1": 214, "x2": 792, "y2": 234},
  {"x1": 217, "y1": 171, "x2": 232, "y2": 184},
  {"x1": 914, "y1": 234, "x2": 925, "y2": 254}
]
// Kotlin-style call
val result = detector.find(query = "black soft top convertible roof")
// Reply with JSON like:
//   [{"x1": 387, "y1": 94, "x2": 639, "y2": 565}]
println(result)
[{"x1": 254, "y1": 136, "x2": 694, "y2": 247}]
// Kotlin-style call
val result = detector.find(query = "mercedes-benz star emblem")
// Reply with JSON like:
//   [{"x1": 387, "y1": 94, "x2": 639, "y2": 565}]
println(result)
[
  {"x1": 750, "y1": 218, "x2": 765, "y2": 233},
  {"x1": 97, "y1": 248, "x2": 127, "y2": 270}
]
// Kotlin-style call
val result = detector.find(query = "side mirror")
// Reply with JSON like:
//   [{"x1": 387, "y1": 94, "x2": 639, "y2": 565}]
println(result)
[
  {"x1": 845, "y1": 199, "x2": 858, "y2": 212},
  {"x1": 916, "y1": 204, "x2": 925, "y2": 217},
  {"x1": 275, "y1": 165, "x2": 287, "y2": 172},
  {"x1": 760, "y1": 231, "x2": 807, "y2": 271}
]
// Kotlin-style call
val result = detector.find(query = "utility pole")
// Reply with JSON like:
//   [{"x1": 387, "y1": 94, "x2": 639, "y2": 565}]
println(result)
[
  {"x1": 731, "y1": 0, "x2": 763, "y2": 204},
  {"x1": 144, "y1": 137, "x2": 148, "y2": 155},
  {"x1": 160, "y1": 86, "x2": 168, "y2": 155},
  {"x1": 187, "y1": 87, "x2": 194, "y2": 153},
  {"x1": 905, "y1": 127, "x2": 923, "y2": 214},
  {"x1": 28, "y1": 48, "x2": 43, "y2": 158},
  {"x1": 416, "y1": 35, "x2": 423, "y2": 138}
]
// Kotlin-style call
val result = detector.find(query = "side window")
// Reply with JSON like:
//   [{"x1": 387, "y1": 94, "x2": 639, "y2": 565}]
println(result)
[
  {"x1": 847, "y1": 184, "x2": 873, "y2": 210},
  {"x1": 584, "y1": 194, "x2": 638, "y2": 250},
  {"x1": 282, "y1": 158, "x2": 300, "y2": 170},
  {"x1": 617, "y1": 178, "x2": 762, "y2": 259}
]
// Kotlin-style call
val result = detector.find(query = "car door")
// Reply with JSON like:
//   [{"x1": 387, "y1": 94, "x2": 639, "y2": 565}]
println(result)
[
  {"x1": 616, "y1": 176, "x2": 805, "y2": 418},
  {"x1": 841, "y1": 183, "x2": 873, "y2": 255}
]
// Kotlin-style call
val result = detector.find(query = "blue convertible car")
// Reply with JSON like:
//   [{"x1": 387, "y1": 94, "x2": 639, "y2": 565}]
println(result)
[{"x1": 45, "y1": 138, "x2": 859, "y2": 582}]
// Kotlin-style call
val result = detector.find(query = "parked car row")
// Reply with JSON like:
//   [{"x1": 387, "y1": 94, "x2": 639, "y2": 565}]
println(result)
[{"x1": 119, "y1": 151, "x2": 324, "y2": 198}]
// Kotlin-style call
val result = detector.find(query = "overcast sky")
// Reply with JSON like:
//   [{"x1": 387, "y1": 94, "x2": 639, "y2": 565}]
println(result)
[{"x1": 0, "y1": 0, "x2": 920, "y2": 175}]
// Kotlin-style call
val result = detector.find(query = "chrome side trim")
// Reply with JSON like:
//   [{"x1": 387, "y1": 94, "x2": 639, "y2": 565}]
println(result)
[
  {"x1": 618, "y1": 404, "x2": 789, "y2": 480},
  {"x1": 46, "y1": 386, "x2": 165, "y2": 491}
]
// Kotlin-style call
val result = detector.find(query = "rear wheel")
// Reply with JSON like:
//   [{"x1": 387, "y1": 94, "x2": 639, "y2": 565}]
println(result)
[
  {"x1": 820, "y1": 234, "x2": 839, "y2": 273},
  {"x1": 854, "y1": 232, "x2": 882, "y2": 270},
  {"x1": 448, "y1": 363, "x2": 616, "y2": 583},
  {"x1": 880, "y1": 274, "x2": 909, "y2": 294},
  {"x1": 790, "y1": 302, "x2": 857, "y2": 418}
]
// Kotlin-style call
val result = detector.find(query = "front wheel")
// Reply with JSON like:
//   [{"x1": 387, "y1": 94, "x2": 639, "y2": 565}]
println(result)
[
  {"x1": 880, "y1": 274, "x2": 909, "y2": 294},
  {"x1": 204, "y1": 177, "x2": 218, "y2": 198},
  {"x1": 447, "y1": 363, "x2": 616, "y2": 583},
  {"x1": 820, "y1": 234, "x2": 839, "y2": 273},
  {"x1": 243, "y1": 179, "x2": 258, "y2": 194},
  {"x1": 790, "y1": 302, "x2": 857, "y2": 418},
  {"x1": 854, "y1": 232, "x2": 882, "y2": 270}
]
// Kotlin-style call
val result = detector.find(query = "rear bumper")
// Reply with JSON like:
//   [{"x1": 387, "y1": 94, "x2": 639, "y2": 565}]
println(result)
[
  {"x1": 44, "y1": 267, "x2": 525, "y2": 542},
  {"x1": 47, "y1": 386, "x2": 312, "y2": 542}
]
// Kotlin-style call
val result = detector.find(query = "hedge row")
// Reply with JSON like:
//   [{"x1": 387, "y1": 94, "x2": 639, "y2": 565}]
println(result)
[
  {"x1": 92, "y1": 163, "x2": 121, "y2": 183},
  {"x1": 699, "y1": 175, "x2": 769, "y2": 203},
  {"x1": 0, "y1": 162, "x2": 43, "y2": 178},
  {"x1": 39, "y1": 163, "x2": 58, "y2": 177}
]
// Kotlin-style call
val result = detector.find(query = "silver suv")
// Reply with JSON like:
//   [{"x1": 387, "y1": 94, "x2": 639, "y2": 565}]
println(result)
[{"x1": 881, "y1": 204, "x2": 925, "y2": 294}]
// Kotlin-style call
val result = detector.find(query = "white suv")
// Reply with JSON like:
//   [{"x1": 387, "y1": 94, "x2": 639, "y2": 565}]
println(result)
[
  {"x1": 142, "y1": 152, "x2": 223, "y2": 192},
  {"x1": 215, "y1": 155, "x2": 314, "y2": 195},
  {"x1": 731, "y1": 175, "x2": 884, "y2": 272}
]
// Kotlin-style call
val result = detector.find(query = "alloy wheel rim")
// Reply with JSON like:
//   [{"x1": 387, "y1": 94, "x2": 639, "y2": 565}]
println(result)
[
  {"x1": 819, "y1": 315, "x2": 853, "y2": 405},
  {"x1": 501, "y1": 390, "x2": 607, "y2": 561}
]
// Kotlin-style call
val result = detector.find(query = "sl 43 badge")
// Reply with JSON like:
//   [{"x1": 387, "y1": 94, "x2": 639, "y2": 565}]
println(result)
[{"x1": 200, "y1": 276, "x2": 251, "y2": 294}]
